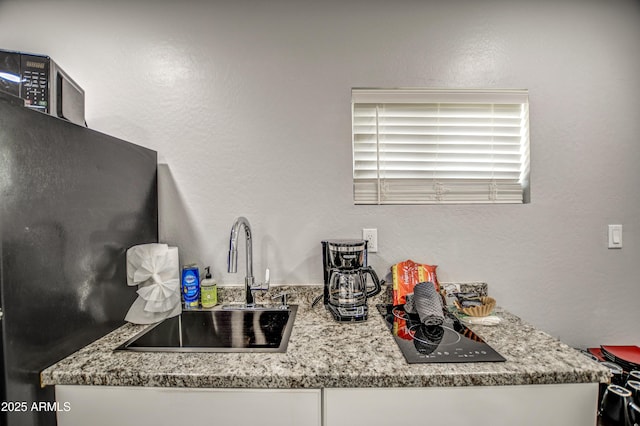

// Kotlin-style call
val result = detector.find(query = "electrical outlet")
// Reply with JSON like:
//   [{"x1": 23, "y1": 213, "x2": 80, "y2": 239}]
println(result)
[{"x1": 362, "y1": 228, "x2": 378, "y2": 253}]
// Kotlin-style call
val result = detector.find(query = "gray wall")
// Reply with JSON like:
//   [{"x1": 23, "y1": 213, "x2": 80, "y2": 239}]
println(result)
[{"x1": 1, "y1": 0, "x2": 638, "y2": 348}]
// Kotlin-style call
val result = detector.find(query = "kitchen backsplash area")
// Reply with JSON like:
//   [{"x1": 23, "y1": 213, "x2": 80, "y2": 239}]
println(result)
[{"x1": 1, "y1": 0, "x2": 638, "y2": 350}]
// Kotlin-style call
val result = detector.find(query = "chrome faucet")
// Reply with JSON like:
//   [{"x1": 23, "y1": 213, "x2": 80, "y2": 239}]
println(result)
[{"x1": 228, "y1": 216, "x2": 269, "y2": 306}]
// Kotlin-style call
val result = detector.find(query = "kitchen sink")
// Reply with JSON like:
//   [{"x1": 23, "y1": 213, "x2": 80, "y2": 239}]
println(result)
[{"x1": 116, "y1": 305, "x2": 297, "y2": 353}]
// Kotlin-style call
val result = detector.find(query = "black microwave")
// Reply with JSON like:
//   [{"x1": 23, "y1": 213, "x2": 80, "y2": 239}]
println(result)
[{"x1": 0, "y1": 49, "x2": 85, "y2": 126}]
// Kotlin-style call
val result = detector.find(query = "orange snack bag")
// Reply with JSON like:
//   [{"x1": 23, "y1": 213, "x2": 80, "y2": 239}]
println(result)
[{"x1": 391, "y1": 259, "x2": 440, "y2": 306}]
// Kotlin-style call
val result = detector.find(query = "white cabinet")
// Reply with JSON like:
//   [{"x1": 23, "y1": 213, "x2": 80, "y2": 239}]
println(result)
[
  {"x1": 56, "y1": 383, "x2": 599, "y2": 426},
  {"x1": 324, "y1": 383, "x2": 599, "y2": 426},
  {"x1": 55, "y1": 386, "x2": 321, "y2": 426}
]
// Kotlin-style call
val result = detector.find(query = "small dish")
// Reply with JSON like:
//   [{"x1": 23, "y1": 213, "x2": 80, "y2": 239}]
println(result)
[{"x1": 454, "y1": 296, "x2": 496, "y2": 317}]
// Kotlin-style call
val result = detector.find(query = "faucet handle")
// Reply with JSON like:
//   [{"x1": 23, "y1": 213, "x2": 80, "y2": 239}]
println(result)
[{"x1": 250, "y1": 268, "x2": 270, "y2": 294}]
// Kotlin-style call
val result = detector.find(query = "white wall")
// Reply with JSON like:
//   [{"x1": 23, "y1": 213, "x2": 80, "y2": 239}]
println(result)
[{"x1": 1, "y1": 0, "x2": 638, "y2": 348}]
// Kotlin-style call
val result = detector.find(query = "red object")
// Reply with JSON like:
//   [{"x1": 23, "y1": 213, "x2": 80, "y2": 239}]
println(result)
[
  {"x1": 601, "y1": 345, "x2": 640, "y2": 365},
  {"x1": 391, "y1": 260, "x2": 440, "y2": 306},
  {"x1": 587, "y1": 347, "x2": 605, "y2": 361},
  {"x1": 392, "y1": 317, "x2": 413, "y2": 341}
]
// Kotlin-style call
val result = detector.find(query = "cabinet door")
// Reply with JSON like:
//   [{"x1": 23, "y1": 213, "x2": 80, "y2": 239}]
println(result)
[
  {"x1": 324, "y1": 383, "x2": 598, "y2": 426},
  {"x1": 56, "y1": 385, "x2": 321, "y2": 426}
]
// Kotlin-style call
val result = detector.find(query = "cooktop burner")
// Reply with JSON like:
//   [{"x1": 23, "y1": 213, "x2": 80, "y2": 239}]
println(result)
[{"x1": 377, "y1": 304, "x2": 505, "y2": 364}]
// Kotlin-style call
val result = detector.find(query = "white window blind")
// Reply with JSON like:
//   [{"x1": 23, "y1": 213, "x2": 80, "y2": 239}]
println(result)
[{"x1": 352, "y1": 88, "x2": 530, "y2": 204}]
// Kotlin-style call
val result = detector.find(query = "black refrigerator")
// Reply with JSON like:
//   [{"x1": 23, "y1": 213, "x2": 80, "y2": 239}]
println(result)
[{"x1": 0, "y1": 92, "x2": 158, "y2": 426}]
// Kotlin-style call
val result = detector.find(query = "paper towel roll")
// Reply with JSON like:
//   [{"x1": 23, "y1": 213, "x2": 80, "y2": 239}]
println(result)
[{"x1": 124, "y1": 243, "x2": 181, "y2": 324}]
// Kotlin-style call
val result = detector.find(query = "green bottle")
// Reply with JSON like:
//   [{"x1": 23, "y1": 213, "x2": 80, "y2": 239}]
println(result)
[{"x1": 200, "y1": 266, "x2": 218, "y2": 308}]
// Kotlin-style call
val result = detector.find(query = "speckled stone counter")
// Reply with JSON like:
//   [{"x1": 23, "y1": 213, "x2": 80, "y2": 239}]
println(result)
[{"x1": 40, "y1": 283, "x2": 610, "y2": 389}]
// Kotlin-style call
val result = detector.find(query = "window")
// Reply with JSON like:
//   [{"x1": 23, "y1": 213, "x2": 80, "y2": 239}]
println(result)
[{"x1": 352, "y1": 88, "x2": 530, "y2": 204}]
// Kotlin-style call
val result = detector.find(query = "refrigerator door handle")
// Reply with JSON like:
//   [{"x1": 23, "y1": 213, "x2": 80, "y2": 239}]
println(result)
[{"x1": 0, "y1": 308, "x2": 3, "y2": 321}]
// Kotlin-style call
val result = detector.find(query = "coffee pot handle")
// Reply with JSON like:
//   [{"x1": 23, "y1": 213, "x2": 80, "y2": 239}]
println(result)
[{"x1": 363, "y1": 266, "x2": 382, "y2": 298}]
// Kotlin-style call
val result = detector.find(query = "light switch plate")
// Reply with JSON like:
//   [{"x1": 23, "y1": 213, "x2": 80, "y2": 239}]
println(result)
[{"x1": 608, "y1": 224, "x2": 622, "y2": 249}]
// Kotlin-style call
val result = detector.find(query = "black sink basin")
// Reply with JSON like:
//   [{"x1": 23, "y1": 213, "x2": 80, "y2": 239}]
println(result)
[{"x1": 116, "y1": 305, "x2": 297, "y2": 353}]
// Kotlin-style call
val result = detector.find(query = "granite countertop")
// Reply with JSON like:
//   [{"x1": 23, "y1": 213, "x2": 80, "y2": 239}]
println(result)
[{"x1": 41, "y1": 284, "x2": 611, "y2": 389}]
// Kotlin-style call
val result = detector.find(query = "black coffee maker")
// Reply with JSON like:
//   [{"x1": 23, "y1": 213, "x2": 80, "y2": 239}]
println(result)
[{"x1": 322, "y1": 240, "x2": 381, "y2": 322}]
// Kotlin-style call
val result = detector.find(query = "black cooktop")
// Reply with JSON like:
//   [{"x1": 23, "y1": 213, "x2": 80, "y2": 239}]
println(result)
[{"x1": 377, "y1": 304, "x2": 505, "y2": 364}]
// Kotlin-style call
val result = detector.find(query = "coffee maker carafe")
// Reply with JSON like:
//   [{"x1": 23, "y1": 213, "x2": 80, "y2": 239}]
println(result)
[{"x1": 322, "y1": 240, "x2": 381, "y2": 322}]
